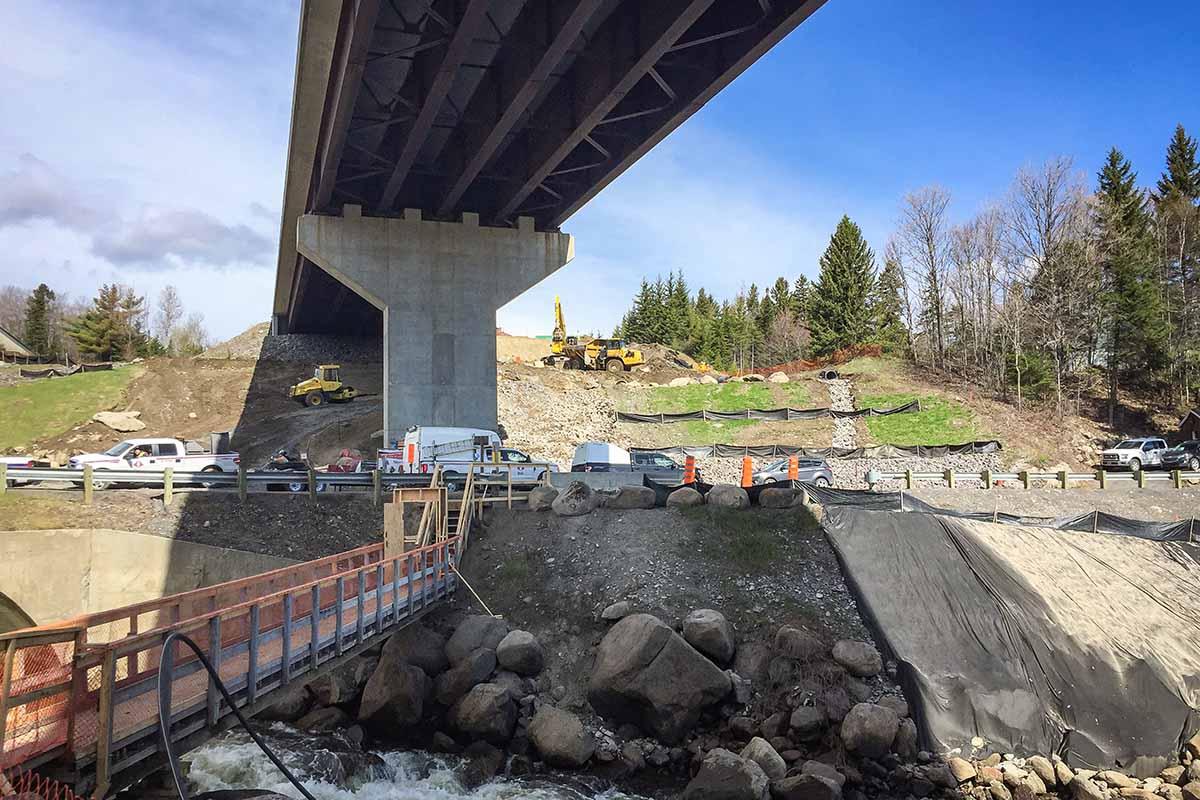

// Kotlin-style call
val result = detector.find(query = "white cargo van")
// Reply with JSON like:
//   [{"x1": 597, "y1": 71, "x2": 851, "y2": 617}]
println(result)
[{"x1": 378, "y1": 427, "x2": 554, "y2": 486}]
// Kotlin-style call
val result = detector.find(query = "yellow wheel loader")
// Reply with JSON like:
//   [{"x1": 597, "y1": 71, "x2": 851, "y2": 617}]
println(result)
[
  {"x1": 541, "y1": 296, "x2": 645, "y2": 371},
  {"x1": 288, "y1": 364, "x2": 359, "y2": 407}
]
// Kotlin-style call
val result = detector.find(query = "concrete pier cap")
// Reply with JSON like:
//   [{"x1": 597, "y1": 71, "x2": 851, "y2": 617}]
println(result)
[{"x1": 297, "y1": 206, "x2": 574, "y2": 446}]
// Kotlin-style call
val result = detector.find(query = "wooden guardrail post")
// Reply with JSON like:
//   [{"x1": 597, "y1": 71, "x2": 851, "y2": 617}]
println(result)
[
  {"x1": 904, "y1": 469, "x2": 913, "y2": 490},
  {"x1": 943, "y1": 469, "x2": 955, "y2": 488},
  {"x1": 1058, "y1": 470, "x2": 1068, "y2": 490},
  {"x1": 238, "y1": 463, "x2": 247, "y2": 501},
  {"x1": 163, "y1": 467, "x2": 174, "y2": 506},
  {"x1": 0, "y1": 463, "x2": 6, "y2": 495},
  {"x1": 1096, "y1": 469, "x2": 1107, "y2": 489},
  {"x1": 308, "y1": 467, "x2": 318, "y2": 500},
  {"x1": 1172, "y1": 469, "x2": 1183, "y2": 489},
  {"x1": 1019, "y1": 470, "x2": 1030, "y2": 490},
  {"x1": 507, "y1": 468, "x2": 513, "y2": 509},
  {"x1": 83, "y1": 464, "x2": 94, "y2": 505},
  {"x1": 1137, "y1": 469, "x2": 1147, "y2": 489},
  {"x1": 982, "y1": 470, "x2": 992, "y2": 489},
  {"x1": 372, "y1": 469, "x2": 381, "y2": 506}
]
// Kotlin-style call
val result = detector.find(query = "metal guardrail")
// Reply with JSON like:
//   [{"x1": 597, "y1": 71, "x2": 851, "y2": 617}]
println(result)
[{"x1": 867, "y1": 468, "x2": 1200, "y2": 490}]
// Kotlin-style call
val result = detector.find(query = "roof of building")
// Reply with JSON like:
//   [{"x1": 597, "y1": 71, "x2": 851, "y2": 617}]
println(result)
[{"x1": 0, "y1": 324, "x2": 34, "y2": 357}]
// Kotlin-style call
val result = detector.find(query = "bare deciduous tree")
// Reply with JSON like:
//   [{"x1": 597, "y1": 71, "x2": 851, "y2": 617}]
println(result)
[{"x1": 898, "y1": 186, "x2": 952, "y2": 368}]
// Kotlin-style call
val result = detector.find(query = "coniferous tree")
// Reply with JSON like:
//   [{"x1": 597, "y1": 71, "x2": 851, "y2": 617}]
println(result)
[
  {"x1": 68, "y1": 284, "x2": 123, "y2": 360},
  {"x1": 873, "y1": 255, "x2": 909, "y2": 353},
  {"x1": 808, "y1": 216, "x2": 878, "y2": 355},
  {"x1": 23, "y1": 283, "x2": 55, "y2": 357},
  {"x1": 792, "y1": 276, "x2": 813, "y2": 325},
  {"x1": 1096, "y1": 148, "x2": 1168, "y2": 424},
  {"x1": 1157, "y1": 124, "x2": 1200, "y2": 201}
]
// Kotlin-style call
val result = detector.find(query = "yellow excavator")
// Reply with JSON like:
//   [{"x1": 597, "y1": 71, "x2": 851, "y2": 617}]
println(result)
[
  {"x1": 288, "y1": 364, "x2": 360, "y2": 407},
  {"x1": 543, "y1": 296, "x2": 645, "y2": 372}
]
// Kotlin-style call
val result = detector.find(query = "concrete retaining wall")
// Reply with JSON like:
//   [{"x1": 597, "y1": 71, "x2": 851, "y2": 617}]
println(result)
[{"x1": 0, "y1": 529, "x2": 295, "y2": 628}]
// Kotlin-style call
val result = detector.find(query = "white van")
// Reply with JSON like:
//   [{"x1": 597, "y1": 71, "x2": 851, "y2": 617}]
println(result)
[
  {"x1": 378, "y1": 427, "x2": 554, "y2": 485},
  {"x1": 571, "y1": 442, "x2": 632, "y2": 472}
]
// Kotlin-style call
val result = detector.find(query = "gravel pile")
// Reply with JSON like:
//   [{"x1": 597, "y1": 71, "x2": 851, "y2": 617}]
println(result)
[
  {"x1": 201, "y1": 322, "x2": 382, "y2": 363},
  {"x1": 823, "y1": 377, "x2": 857, "y2": 449},
  {"x1": 498, "y1": 371, "x2": 617, "y2": 468}
]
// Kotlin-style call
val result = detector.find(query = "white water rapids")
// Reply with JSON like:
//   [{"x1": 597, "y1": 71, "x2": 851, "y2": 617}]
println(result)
[{"x1": 183, "y1": 728, "x2": 644, "y2": 800}]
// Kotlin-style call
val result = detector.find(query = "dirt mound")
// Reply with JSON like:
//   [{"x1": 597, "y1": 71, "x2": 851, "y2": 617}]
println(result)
[
  {"x1": 497, "y1": 334, "x2": 550, "y2": 364},
  {"x1": 497, "y1": 369, "x2": 617, "y2": 466}
]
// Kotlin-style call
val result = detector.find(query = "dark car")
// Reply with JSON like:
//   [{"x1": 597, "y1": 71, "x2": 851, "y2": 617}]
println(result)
[
  {"x1": 1161, "y1": 440, "x2": 1200, "y2": 472},
  {"x1": 630, "y1": 451, "x2": 698, "y2": 483},
  {"x1": 262, "y1": 454, "x2": 320, "y2": 492}
]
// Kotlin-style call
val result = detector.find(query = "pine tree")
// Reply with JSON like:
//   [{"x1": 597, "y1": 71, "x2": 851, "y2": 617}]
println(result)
[
  {"x1": 666, "y1": 271, "x2": 692, "y2": 346},
  {"x1": 68, "y1": 284, "x2": 123, "y2": 360},
  {"x1": 1096, "y1": 148, "x2": 1168, "y2": 424},
  {"x1": 873, "y1": 255, "x2": 908, "y2": 353},
  {"x1": 23, "y1": 283, "x2": 55, "y2": 357},
  {"x1": 808, "y1": 216, "x2": 878, "y2": 356},
  {"x1": 1157, "y1": 124, "x2": 1200, "y2": 201},
  {"x1": 791, "y1": 276, "x2": 813, "y2": 324}
]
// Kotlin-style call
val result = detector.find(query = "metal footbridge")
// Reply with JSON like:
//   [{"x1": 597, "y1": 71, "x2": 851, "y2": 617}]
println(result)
[{"x1": 0, "y1": 468, "x2": 496, "y2": 799}]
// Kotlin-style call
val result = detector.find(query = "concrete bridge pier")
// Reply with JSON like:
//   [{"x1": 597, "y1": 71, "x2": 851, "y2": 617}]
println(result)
[{"x1": 297, "y1": 206, "x2": 574, "y2": 446}]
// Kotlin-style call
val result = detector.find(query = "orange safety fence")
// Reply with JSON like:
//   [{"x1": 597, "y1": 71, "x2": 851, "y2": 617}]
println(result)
[{"x1": 2, "y1": 764, "x2": 84, "y2": 799}]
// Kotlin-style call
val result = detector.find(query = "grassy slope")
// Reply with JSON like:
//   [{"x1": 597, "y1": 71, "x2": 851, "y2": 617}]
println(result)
[
  {"x1": 846, "y1": 357, "x2": 989, "y2": 446},
  {"x1": 627, "y1": 381, "x2": 819, "y2": 445},
  {"x1": 0, "y1": 368, "x2": 140, "y2": 450}
]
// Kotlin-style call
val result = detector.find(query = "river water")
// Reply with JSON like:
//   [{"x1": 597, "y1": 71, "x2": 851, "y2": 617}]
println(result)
[{"x1": 183, "y1": 728, "x2": 644, "y2": 800}]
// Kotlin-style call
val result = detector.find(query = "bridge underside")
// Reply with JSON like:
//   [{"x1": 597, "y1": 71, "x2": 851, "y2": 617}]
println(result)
[{"x1": 276, "y1": 0, "x2": 827, "y2": 335}]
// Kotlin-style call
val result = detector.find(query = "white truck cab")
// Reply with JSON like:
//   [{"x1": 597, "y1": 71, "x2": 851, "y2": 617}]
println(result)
[{"x1": 1099, "y1": 437, "x2": 1168, "y2": 472}]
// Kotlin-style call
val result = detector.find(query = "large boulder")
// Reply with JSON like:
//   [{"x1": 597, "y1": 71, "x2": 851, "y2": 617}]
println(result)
[
  {"x1": 552, "y1": 481, "x2": 601, "y2": 516},
  {"x1": 588, "y1": 613, "x2": 731, "y2": 742},
  {"x1": 683, "y1": 609, "x2": 736, "y2": 664},
  {"x1": 740, "y1": 737, "x2": 787, "y2": 780},
  {"x1": 831, "y1": 641, "x2": 882, "y2": 678},
  {"x1": 775, "y1": 627, "x2": 824, "y2": 661},
  {"x1": 840, "y1": 703, "x2": 900, "y2": 759},
  {"x1": 308, "y1": 655, "x2": 374, "y2": 706},
  {"x1": 445, "y1": 615, "x2": 509, "y2": 664},
  {"x1": 683, "y1": 748, "x2": 770, "y2": 800},
  {"x1": 434, "y1": 647, "x2": 497, "y2": 705},
  {"x1": 771, "y1": 774, "x2": 842, "y2": 800},
  {"x1": 358, "y1": 658, "x2": 429, "y2": 727},
  {"x1": 667, "y1": 487, "x2": 704, "y2": 507},
  {"x1": 700, "y1": 374, "x2": 720, "y2": 385},
  {"x1": 669, "y1": 376, "x2": 696, "y2": 387},
  {"x1": 603, "y1": 485, "x2": 657, "y2": 509},
  {"x1": 448, "y1": 683, "x2": 517, "y2": 744},
  {"x1": 758, "y1": 488, "x2": 799, "y2": 508},
  {"x1": 767, "y1": 372, "x2": 789, "y2": 384},
  {"x1": 707, "y1": 484, "x2": 750, "y2": 510},
  {"x1": 382, "y1": 623, "x2": 449, "y2": 676},
  {"x1": 496, "y1": 630, "x2": 544, "y2": 676},
  {"x1": 527, "y1": 485, "x2": 559, "y2": 511},
  {"x1": 743, "y1": 374, "x2": 765, "y2": 383},
  {"x1": 257, "y1": 682, "x2": 311, "y2": 722},
  {"x1": 92, "y1": 410, "x2": 145, "y2": 432},
  {"x1": 733, "y1": 642, "x2": 772, "y2": 685},
  {"x1": 528, "y1": 706, "x2": 596, "y2": 768}
]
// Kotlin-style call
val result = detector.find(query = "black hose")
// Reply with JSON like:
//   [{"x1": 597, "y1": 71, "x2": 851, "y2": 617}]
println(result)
[{"x1": 157, "y1": 631, "x2": 316, "y2": 800}]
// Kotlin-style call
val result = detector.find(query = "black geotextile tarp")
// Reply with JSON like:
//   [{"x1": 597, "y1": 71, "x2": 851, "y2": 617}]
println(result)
[
  {"x1": 823, "y1": 507, "x2": 1200, "y2": 771},
  {"x1": 630, "y1": 441, "x2": 1003, "y2": 460},
  {"x1": 617, "y1": 399, "x2": 921, "y2": 423},
  {"x1": 19, "y1": 363, "x2": 112, "y2": 378}
]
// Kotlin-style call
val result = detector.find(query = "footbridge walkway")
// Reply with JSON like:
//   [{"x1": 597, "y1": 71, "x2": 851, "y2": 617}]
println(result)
[{"x1": 0, "y1": 468, "x2": 494, "y2": 798}]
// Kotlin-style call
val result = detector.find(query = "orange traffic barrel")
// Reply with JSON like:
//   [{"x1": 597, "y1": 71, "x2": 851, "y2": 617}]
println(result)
[
  {"x1": 787, "y1": 455, "x2": 799, "y2": 481},
  {"x1": 740, "y1": 456, "x2": 753, "y2": 488},
  {"x1": 683, "y1": 455, "x2": 696, "y2": 484}
]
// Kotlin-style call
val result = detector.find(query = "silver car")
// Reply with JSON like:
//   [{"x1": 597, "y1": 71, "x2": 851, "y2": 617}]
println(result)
[{"x1": 752, "y1": 457, "x2": 832, "y2": 486}]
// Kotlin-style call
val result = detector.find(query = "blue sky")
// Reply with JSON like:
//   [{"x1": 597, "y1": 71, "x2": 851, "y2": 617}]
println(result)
[{"x1": 0, "y1": 1, "x2": 1197, "y2": 341}]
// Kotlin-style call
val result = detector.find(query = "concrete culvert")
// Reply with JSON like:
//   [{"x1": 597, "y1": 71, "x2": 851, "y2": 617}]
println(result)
[{"x1": 819, "y1": 369, "x2": 840, "y2": 380}]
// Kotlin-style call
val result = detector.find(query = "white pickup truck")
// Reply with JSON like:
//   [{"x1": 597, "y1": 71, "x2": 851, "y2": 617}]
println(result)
[
  {"x1": 69, "y1": 437, "x2": 240, "y2": 488},
  {"x1": 1099, "y1": 437, "x2": 1168, "y2": 472}
]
